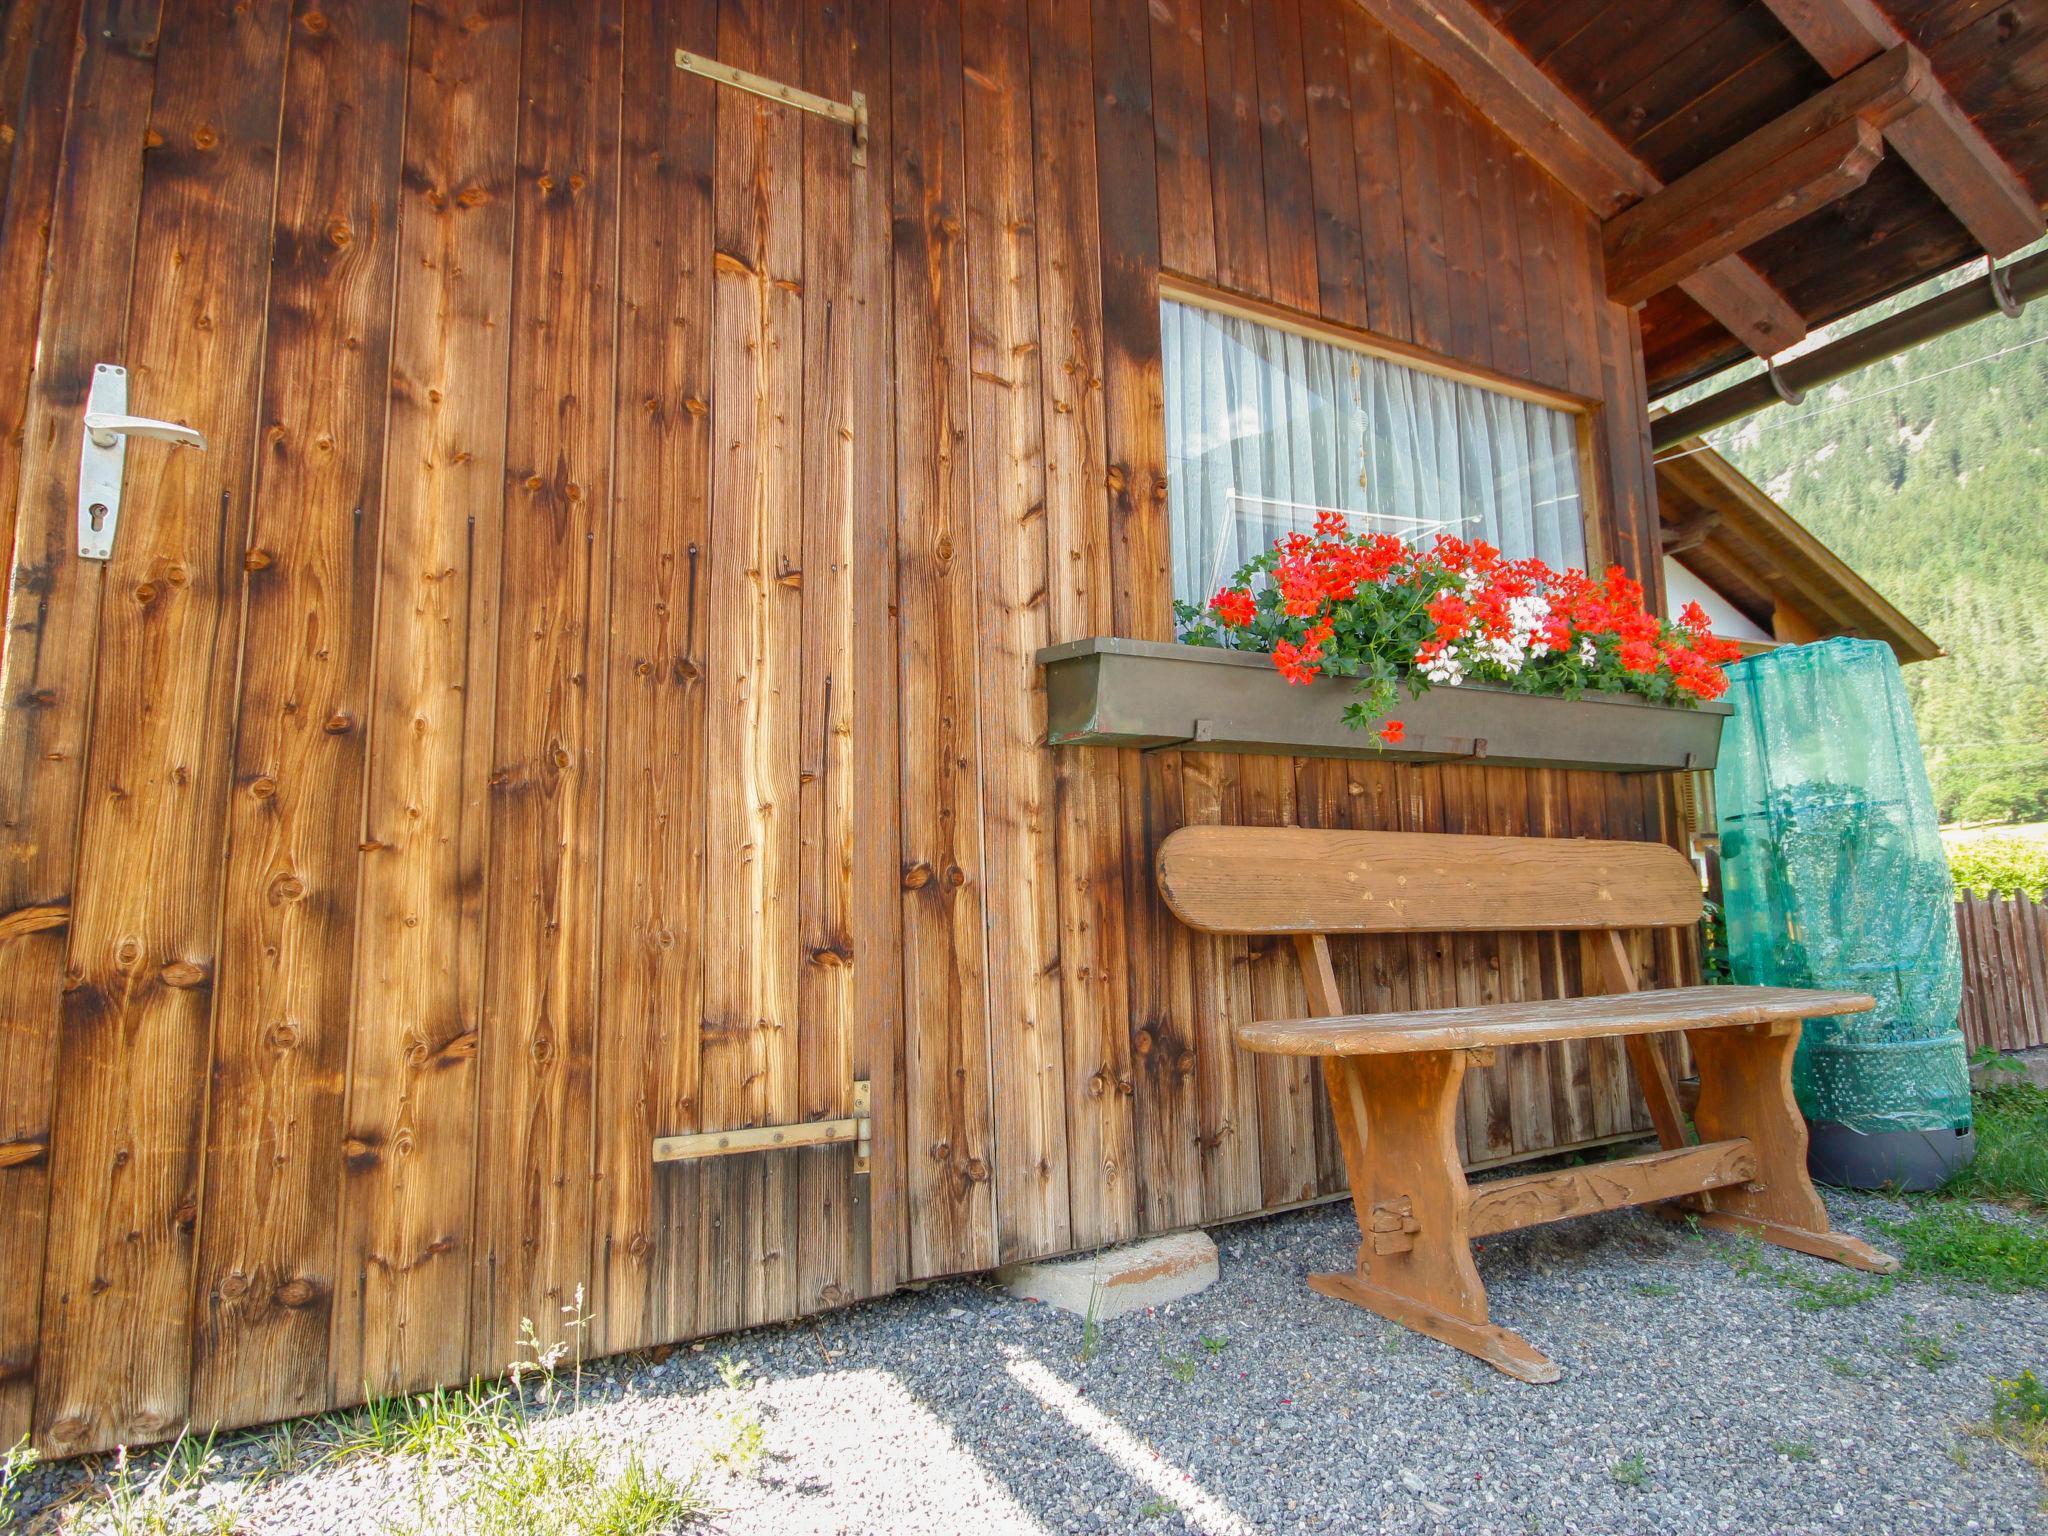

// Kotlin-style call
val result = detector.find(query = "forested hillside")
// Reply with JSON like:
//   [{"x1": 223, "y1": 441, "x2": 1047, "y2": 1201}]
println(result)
[{"x1": 1687, "y1": 253, "x2": 2048, "y2": 824}]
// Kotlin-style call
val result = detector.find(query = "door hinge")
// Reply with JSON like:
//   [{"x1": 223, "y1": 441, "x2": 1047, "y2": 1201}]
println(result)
[
  {"x1": 675, "y1": 49, "x2": 867, "y2": 167},
  {"x1": 654, "y1": 1080, "x2": 871, "y2": 1173}
]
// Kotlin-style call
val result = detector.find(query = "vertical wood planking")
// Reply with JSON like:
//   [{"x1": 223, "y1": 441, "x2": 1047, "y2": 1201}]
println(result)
[
  {"x1": 892, "y1": 0, "x2": 998, "y2": 1276},
  {"x1": 1030, "y1": 0, "x2": 1138, "y2": 1252},
  {"x1": 1146, "y1": 0, "x2": 1215, "y2": 285},
  {"x1": 1133, "y1": 751, "x2": 1203, "y2": 1229},
  {"x1": 1091, "y1": 0, "x2": 1170, "y2": 642},
  {"x1": 469, "y1": 0, "x2": 621, "y2": 1373},
  {"x1": 1251, "y1": 0, "x2": 1317, "y2": 313},
  {"x1": 1431, "y1": 72, "x2": 1488, "y2": 368},
  {"x1": 700, "y1": 0, "x2": 807, "y2": 1333},
  {"x1": 1198, "y1": 0, "x2": 1266, "y2": 298},
  {"x1": 0, "y1": 0, "x2": 78, "y2": 614},
  {"x1": 1474, "y1": 123, "x2": 1530, "y2": 382},
  {"x1": 193, "y1": 0, "x2": 410, "y2": 1429},
  {"x1": 1511, "y1": 151, "x2": 1569, "y2": 394},
  {"x1": 589, "y1": 0, "x2": 716, "y2": 1356},
  {"x1": 793, "y1": 0, "x2": 867, "y2": 1318},
  {"x1": 1298, "y1": 0, "x2": 1367, "y2": 330},
  {"x1": 845, "y1": 0, "x2": 907, "y2": 1299},
  {"x1": 1390, "y1": 48, "x2": 1450, "y2": 355},
  {"x1": 962, "y1": 0, "x2": 1072, "y2": 1263},
  {"x1": 1240, "y1": 755, "x2": 1316, "y2": 1206},
  {"x1": 336, "y1": 0, "x2": 520, "y2": 1404},
  {"x1": 0, "y1": 0, "x2": 149, "y2": 1451},
  {"x1": 1345, "y1": 7, "x2": 1411, "y2": 345},
  {"x1": 1178, "y1": 753, "x2": 1262, "y2": 1218},
  {"x1": 36, "y1": 0, "x2": 292, "y2": 1457}
]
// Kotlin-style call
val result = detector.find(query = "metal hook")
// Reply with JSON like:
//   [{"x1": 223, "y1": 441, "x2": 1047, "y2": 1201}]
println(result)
[
  {"x1": 1765, "y1": 358, "x2": 1805, "y2": 407},
  {"x1": 1988, "y1": 255, "x2": 2025, "y2": 319}
]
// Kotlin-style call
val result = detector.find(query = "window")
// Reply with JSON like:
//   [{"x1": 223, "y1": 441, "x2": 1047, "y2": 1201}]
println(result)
[{"x1": 1160, "y1": 293, "x2": 1590, "y2": 613}]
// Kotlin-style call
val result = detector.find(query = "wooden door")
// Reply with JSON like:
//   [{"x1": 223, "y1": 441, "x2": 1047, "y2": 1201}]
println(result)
[{"x1": 0, "y1": 0, "x2": 901, "y2": 1458}]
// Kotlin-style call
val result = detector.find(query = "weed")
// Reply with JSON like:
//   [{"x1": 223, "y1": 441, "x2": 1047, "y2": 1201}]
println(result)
[
  {"x1": 1949, "y1": 1442, "x2": 1971, "y2": 1470},
  {"x1": 1770, "y1": 1439, "x2": 1816, "y2": 1462},
  {"x1": 1632, "y1": 1281, "x2": 1680, "y2": 1298},
  {"x1": 1164, "y1": 1351, "x2": 1199, "y2": 1384},
  {"x1": 1610, "y1": 1453, "x2": 1648, "y2": 1489},
  {"x1": 708, "y1": 1355, "x2": 767, "y2": 1476},
  {"x1": 1993, "y1": 1369, "x2": 2048, "y2": 1432},
  {"x1": 1872, "y1": 1201, "x2": 2048, "y2": 1292},
  {"x1": 1079, "y1": 1276, "x2": 1105, "y2": 1364},
  {"x1": 1139, "y1": 1495, "x2": 1180, "y2": 1519},
  {"x1": 1, "y1": 1438, "x2": 38, "y2": 1531},
  {"x1": 329, "y1": 1379, "x2": 522, "y2": 1463},
  {"x1": 1975, "y1": 1370, "x2": 2048, "y2": 1491},
  {"x1": 1822, "y1": 1354, "x2": 1865, "y2": 1379},
  {"x1": 1899, "y1": 1317, "x2": 1957, "y2": 1370},
  {"x1": 1199, "y1": 1333, "x2": 1230, "y2": 1354},
  {"x1": 90, "y1": 1431, "x2": 246, "y2": 1536},
  {"x1": 391, "y1": 1435, "x2": 707, "y2": 1536}
]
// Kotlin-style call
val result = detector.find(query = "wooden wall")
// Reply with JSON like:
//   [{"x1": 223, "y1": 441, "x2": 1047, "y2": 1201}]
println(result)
[{"x1": 0, "y1": 0, "x2": 1674, "y2": 1455}]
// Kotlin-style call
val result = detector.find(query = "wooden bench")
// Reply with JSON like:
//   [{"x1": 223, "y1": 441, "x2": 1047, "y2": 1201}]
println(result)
[{"x1": 1157, "y1": 824, "x2": 1898, "y2": 1383}]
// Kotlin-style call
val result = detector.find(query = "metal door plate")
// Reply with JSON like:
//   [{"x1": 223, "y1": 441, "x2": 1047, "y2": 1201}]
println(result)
[{"x1": 78, "y1": 364, "x2": 127, "y2": 560}]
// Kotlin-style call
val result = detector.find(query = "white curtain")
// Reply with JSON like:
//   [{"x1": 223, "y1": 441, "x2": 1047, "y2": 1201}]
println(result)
[{"x1": 1161, "y1": 298, "x2": 1588, "y2": 609}]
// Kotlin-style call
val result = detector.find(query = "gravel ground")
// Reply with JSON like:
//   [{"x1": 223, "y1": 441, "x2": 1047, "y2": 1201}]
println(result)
[{"x1": 15, "y1": 1187, "x2": 2046, "y2": 1536}]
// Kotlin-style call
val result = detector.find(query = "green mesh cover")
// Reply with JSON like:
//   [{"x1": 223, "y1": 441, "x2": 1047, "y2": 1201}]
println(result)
[{"x1": 1713, "y1": 638, "x2": 1970, "y2": 1134}]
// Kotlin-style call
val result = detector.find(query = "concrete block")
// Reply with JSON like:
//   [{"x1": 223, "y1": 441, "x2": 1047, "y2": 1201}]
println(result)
[
  {"x1": 1972, "y1": 1045, "x2": 2048, "y2": 1093},
  {"x1": 995, "y1": 1230, "x2": 1219, "y2": 1321}
]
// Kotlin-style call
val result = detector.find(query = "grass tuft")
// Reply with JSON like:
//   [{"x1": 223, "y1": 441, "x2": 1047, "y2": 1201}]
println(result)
[
  {"x1": 1610, "y1": 1452, "x2": 1649, "y2": 1489},
  {"x1": 1872, "y1": 1201, "x2": 2048, "y2": 1293},
  {"x1": 1771, "y1": 1438, "x2": 1816, "y2": 1462},
  {"x1": 1723, "y1": 1234, "x2": 1894, "y2": 1310},
  {"x1": 1946, "y1": 1077, "x2": 2048, "y2": 1209}
]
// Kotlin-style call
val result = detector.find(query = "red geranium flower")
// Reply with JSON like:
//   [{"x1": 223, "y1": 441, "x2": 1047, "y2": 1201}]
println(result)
[
  {"x1": 1209, "y1": 587, "x2": 1257, "y2": 627},
  {"x1": 1378, "y1": 720, "x2": 1405, "y2": 746}
]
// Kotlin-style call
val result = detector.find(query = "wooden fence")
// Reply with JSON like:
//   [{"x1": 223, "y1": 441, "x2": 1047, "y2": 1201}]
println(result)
[{"x1": 1955, "y1": 892, "x2": 2048, "y2": 1054}]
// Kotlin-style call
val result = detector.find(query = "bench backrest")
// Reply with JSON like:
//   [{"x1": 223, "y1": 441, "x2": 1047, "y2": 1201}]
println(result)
[{"x1": 1156, "y1": 826, "x2": 1702, "y2": 936}]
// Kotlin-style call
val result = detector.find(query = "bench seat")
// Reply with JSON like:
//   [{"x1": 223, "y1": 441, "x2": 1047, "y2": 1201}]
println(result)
[{"x1": 1236, "y1": 984, "x2": 1875, "y2": 1056}]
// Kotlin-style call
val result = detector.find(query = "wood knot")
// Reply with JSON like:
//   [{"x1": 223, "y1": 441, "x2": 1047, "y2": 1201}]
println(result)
[
  {"x1": 269, "y1": 872, "x2": 306, "y2": 904},
  {"x1": 217, "y1": 1270, "x2": 251, "y2": 1301},
  {"x1": 249, "y1": 775, "x2": 278, "y2": 800},
  {"x1": 265, "y1": 1018, "x2": 300, "y2": 1052},
  {"x1": 244, "y1": 547, "x2": 272, "y2": 571},
  {"x1": 159, "y1": 960, "x2": 208, "y2": 988},
  {"x1": 902, "y1": 862, "x2": 933, "y2": 890},
  {"x1": 300, "y1": 9, "x2": 328, "y2": 32},
  {"x1": 274, "y1": 1277, "x2": 319, "y2": 1308},
  {"x1": 455, "y1": 183, "x2": 488, "y2": 208},
  {"x1": 326, "y1": 218, "x2": 352, "y2": 249},
  {"x1": 192, "y1": 123, "x2": 218, "y2": 151},
  {"x1": 323, "y1": 712, "x2": 354, "y2": 735}
]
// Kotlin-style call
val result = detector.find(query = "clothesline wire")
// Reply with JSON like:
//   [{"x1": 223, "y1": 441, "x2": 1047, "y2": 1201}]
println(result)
[{"x1": 1649, "y1": 328, "x2": 2048, "y2": 466}]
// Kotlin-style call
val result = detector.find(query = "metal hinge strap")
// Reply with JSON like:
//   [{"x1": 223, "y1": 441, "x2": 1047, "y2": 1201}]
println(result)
[
  {"x1": 674, "y1": 50, "x2": 868, "y2": 167},
  {"x1": 653, "y1": 1080, "x2": 872, "y2": 1172}
]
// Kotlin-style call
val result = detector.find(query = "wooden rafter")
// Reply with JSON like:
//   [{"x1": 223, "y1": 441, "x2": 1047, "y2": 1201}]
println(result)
[
  {"x1": 1761, "y1": 0, "x2": 2043, "y2": 256},
  {"x1": 1353, "y1": 0, "x2": 1807, "y2": 357},
  {"x1": 1604, "y1": 46, "x2": 1933, "y2": 305}
]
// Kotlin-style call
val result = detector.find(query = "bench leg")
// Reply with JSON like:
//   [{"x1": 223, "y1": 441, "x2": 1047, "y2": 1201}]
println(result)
[
  {"x1": 1683, "y1": 1023, "x2": 1899, "y2": 1274},
  {"x1": 1315, "y1": 1049, "x2": 1561, "y2": 1383}
]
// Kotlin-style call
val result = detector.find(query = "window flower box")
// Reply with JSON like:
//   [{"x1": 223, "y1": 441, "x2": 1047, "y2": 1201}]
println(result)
[{"x1": 1038, "y1": 636, "x2": 1731, "y2": 773}]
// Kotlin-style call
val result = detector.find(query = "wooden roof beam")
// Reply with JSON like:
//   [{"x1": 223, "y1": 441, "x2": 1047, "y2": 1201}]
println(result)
[
  {"x1": 1604, "y1": 47, "x2": 1931, "y2": 305},
  {"x1": 1761, "y1": 0, "x2": 2044, "y2": 256},
  {"x1": 1353, "y1": 0, "x2": 1808, "y2": 357}
]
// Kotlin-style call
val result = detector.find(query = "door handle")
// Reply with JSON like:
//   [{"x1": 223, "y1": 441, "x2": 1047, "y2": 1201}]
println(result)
[
  {"x1": 83, "y1": 412, "x2": 208, "y2": 452},
  {"x1": 77, "y1": 363, "x2": 206, "y2": 561}
]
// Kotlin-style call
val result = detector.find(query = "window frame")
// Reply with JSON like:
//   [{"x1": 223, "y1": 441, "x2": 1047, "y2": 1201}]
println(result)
[{"x1": 1154, "y1": 275, "x2": 1611, "y2": 580}]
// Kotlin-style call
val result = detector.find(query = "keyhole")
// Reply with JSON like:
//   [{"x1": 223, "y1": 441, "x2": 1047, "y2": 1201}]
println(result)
[{"x1": 88, "y1": 502, "x2": 107, "y2": 532}]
